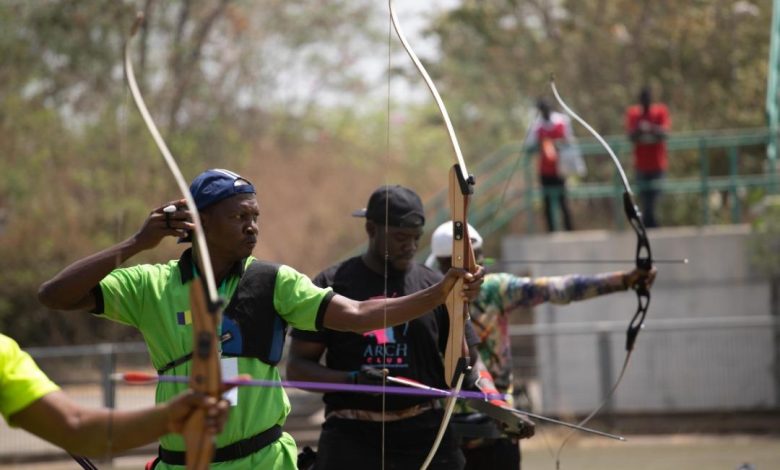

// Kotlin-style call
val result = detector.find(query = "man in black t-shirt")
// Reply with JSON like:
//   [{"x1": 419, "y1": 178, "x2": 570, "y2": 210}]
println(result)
[{"x1": 288, "y1": 185, "x2": 475, "y2": 470}]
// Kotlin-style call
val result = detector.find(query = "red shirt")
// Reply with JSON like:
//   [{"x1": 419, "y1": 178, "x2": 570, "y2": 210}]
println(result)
[
  {"x1": 625, "y1": 104, "x2": 670, "y2": 173},
  {"x1": 536, "y1": 122, "x2": 566, "y2": 177}
]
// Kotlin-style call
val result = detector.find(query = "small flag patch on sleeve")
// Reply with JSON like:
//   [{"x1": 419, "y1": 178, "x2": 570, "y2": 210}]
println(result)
[{"x1": 176, "y1": 310, "x2": 192, "y2": 325}]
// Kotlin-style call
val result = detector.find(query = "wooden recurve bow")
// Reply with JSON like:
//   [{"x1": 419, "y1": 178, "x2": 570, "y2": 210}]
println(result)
[
  {"x1": 387, "y1": 2, "x2": 476, "y2": 468},
  {"x1": 124, "y1": 12, "x2": 223, "y2": 469}
]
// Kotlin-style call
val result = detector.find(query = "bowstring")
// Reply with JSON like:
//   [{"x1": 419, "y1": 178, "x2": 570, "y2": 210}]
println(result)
[
  {"x1": 381, "y1": 6, "x2": 394, "y2": 469},
  {"x1": 554, "y1": 353, "x2": 634, "y2": 469},
  {"x1": 102, "y1": 23, "x2": 138, "y2": 463}
]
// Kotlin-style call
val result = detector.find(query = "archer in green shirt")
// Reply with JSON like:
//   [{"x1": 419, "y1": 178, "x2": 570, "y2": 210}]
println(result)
[{"x1": 39, "y1": 169, "x2": 484, "y2": 469}]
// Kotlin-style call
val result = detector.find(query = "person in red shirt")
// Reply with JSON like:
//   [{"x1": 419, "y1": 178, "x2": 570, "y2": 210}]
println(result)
[
  {"x1": 625, "y1": 87, "x2": 670, "y2": 228},
  {"x1": 525, "y1": 98, "x2": 575, "y2": 232}
]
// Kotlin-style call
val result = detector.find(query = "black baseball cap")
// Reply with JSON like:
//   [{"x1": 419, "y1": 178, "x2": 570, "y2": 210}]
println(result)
[{"x1": 352, "y1": 185, "x2": 425, "y2": 228}]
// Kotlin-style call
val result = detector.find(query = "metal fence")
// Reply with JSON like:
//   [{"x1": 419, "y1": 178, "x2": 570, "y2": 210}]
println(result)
[
  {"x1": 333, "y1": 127, "x2": 780, "y2": 265},
  {"x1": 0, "y1": 343, "x2": 154, "y2": 463},
  {"x1": 422, "y1": 127, "x2": 780, "y2": 240},
  {"x1": 509, "y1": 315, "x2": 780, "y2": 417},
  {"x1": 2, "y1": 316, "x2": 778, "y2": 463}
]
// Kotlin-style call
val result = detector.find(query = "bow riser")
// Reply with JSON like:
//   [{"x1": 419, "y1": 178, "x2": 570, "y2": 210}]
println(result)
[
  {"x1": 444, "y1": 164, "x2": 475, "y2": 384},
  {"x1": 183, "y1": 279, "x2": 222, "y2": 469},
  {"x1": 622, "y1": 193, "x2": 653, "y2": 269},
  {"x1": 621, "y1": 192, "x2": 653, "y2": 351}
]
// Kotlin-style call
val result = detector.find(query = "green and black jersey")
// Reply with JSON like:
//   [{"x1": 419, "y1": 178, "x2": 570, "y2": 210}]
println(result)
[{"x1": 94, "y1": 249, "x2": 333, "y2": 469}]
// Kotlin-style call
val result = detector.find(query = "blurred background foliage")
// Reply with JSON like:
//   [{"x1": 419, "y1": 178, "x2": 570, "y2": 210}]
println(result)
[
  {"x1": 424, "y1": 0, "x2": 770, "y2": 168},
  {"x1": 0, "y1": 0, "x2": 773, "y2": 344}
]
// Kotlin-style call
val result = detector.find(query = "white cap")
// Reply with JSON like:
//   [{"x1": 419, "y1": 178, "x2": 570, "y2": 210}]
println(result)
[{"x1": 430, "y1": 220, "x2": 483, "y2": 257}]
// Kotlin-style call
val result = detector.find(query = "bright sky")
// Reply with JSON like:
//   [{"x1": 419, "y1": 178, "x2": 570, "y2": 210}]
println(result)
[
  {"x1": 273, "y1": 0, "x2": 462, "y2": 110},
  {"x1": 385, "y1": 0, "x2": 461, "y2": 103}
]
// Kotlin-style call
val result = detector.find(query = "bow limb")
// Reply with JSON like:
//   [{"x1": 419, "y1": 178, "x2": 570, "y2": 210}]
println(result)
[
  {"x1": 386, "y1": 2, "x2": 475, "y2": 383},
  {"x1": 387, "y1": 1, "x2": 470, "y2": 182},
  {"x1": 388, "y1": 2, "x2": 476, "y2": 468},
  {"x1": 124, "y1": 12, "x2": 223, "y2": 470},
  {"x1": 549, "y1": 78, "x2": 653, "y2": 466}
]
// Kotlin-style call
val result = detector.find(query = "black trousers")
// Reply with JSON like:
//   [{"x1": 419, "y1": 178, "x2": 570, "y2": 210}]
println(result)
[
  {"x1": 314, "y1": 410, "x2": 465, "y2": 470},
  {"x1": 540, "y1": 175, "x2": 573, "y2": 232},
  {"x1": 636, "y1": 170, "x2": 664, "y2": 228},
  {"x1": 463, "y1": 437, "x2": 521, "y2": 470}
]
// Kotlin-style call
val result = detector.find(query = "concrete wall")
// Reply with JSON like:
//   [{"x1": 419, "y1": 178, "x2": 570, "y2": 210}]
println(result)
[{"x1": 500, "y1": 224, "x2": 779, "y2": 415}]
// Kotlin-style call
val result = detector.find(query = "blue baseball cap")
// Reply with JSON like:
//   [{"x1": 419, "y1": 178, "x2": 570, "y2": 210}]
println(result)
[
  {"x1": 190, "y1": 169, "x2": 255, "y2": 210},
  {"x1": 178, "y1": 169, "x2": 255, "y2": 243}
]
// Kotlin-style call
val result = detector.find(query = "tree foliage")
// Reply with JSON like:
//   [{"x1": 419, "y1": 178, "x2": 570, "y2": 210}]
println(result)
[
  {"x1": 0, "y1": 0, "x2": 774, "y2": 345},
  {"x1": 0, "y1": 0, "x2": 394, "y2": 344},
  {"x1": 415, "y1": 0, "x2": 771, "y2": 161}
]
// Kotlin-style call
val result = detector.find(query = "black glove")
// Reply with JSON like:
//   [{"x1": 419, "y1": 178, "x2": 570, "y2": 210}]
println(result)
[
  {"x1": 296, "y1": 446, "x2": 316, "y2": 470},
  {"x1": 503, "y1": 414, "x2": 536, "y2": 440},
  {"x1": 349, "y1": 366, "x2": 388, "y2": 386}
]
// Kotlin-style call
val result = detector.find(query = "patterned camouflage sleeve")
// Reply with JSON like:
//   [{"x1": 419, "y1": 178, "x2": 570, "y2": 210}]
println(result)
[{"x1": 479, "y1": 271, "x2": 627, "y2": 310}]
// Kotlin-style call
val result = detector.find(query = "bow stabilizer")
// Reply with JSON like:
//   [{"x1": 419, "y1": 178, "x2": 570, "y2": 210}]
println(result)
[{"x1": 384, "y1": 376, "x2": 624, "y2": 441}]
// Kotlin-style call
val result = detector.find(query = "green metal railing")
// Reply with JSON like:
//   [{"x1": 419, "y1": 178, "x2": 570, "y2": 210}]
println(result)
[
  {"x1": 424, "y1": 127, "x2": 779, "y2": 243},
  {"x1": 340, "y1": 127, "x2": 778, "y2": 263}
]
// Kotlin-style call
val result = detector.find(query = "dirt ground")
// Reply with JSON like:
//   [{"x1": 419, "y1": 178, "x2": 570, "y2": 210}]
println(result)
[
  {"x1": 2, "y1": 385, "x2": 778, "y2": 469},
  {"x1": 1, "y1": 432, "x2": 777, "y2": 470}
]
